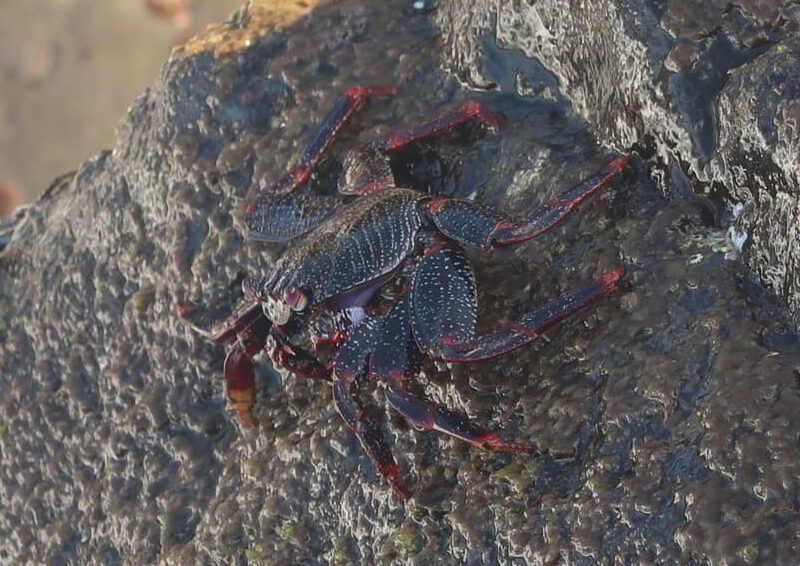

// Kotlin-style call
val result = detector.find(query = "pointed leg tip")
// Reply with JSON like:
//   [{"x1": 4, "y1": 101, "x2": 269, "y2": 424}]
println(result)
[
  {"x1": 346, "y1": 85, "x2": 398, "y2": 99},
  {"x1": 381, "y1": 463, "x2": 413, "y2": 499},
  {"x1": 599, "y1": 268, "x2": 625, "y2": 290},
  {"x1": 477, "y1": 432, "x2": 536, "y2": 454},
  {"x1": 464, "y1": 100, "x2": 503, "y2": 132},
  {"x1": 608, "y1": 154, "x2": 633, "y2": 175},
  {"x1": 175, "y1": 300, "x2": 196, "y2": 318},
  {"x1": 237, "y1": 411, "x2": 258, "y2": 429}
]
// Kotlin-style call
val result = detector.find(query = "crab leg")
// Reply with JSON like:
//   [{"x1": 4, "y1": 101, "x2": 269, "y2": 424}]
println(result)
[
  {"x1": 333, "y1": 379, "x2": 411, "y2": 499},
  {"x1": 429, "y1": 269, "x2": 624, "y2": 363},
  {"x1": 373, "y1": 100, "x2": 501, "y2": 153},
  {"x1": 337, "y1": 101, "x2": 502, "y2": 196},
  {"x1": 366, "y1": 294, "x2": 531, "y2": 453},
  {"x1": 407, "y1": 239, "x2": 624, "y2": 361},
  {"x1": 332, "y1": 318, "x2": 412, "y2": 498},
  {"x1": 250, "y1": 85, "x2": 396, "y2": 199},
  {"x1": 269, "y1": 332, "x2": 332, "y2": 382},
  {"x1": 384, "y1": 381, "x2": 533, "y2": 453},
  {"x1": 367, "y1": 295, "x2": 422, "y2": 382},
  {"x1": 245, "y1": 192, "x2": 346, "y2": 242},
  {"x1": 426, "y1": 155, "x2": 632, "y2": 249}
]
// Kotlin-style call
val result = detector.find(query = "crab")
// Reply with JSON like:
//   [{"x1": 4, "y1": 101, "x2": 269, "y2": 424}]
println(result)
[{"x1": 179, "y1": 86, "x2": 631, "y2": 498}]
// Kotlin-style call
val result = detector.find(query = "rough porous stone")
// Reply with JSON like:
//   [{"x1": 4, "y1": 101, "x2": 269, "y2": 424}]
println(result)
[
  {"x1": 437, "y1": 0, "x2": 800, "y2": 326},
  {"x1": 2, "y1": 1, "x2": 800, "y2": 564}
]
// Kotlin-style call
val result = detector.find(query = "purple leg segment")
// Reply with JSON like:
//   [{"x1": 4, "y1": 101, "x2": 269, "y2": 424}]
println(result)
[
  {"x1": 247, "y1": 85, "x2": 396, "y2": 205},
  {"x1": 435, "y1": 269, "x2": 625, "y2": 362},
  {"x1": 427, "y1": 156, "x2": 632, "y2": 249},
  {"x1": 373, "y1": 100, "x2": 501, "y2": 153},
  {"x1": 385, "y1": 381, "x2": 533, "y2": 453},
  {"x1": 333, "y1": 379, "x2": 412, "y2": 499}
]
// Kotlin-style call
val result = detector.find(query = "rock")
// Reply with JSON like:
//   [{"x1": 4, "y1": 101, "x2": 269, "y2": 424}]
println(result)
[
  {"x1": 2, "y1": 1, "x2": 800, "y2": 564},
  {"x1": 711, "y1": 37, "x2": 800, "y2": 329},
  {"x1": 437, "y1": 0, "x2": 800, "y2": 325}
]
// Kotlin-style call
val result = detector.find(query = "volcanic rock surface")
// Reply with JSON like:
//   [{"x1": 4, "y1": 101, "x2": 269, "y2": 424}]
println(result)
[{"x1": 1, "y1": 1, "x2": 800, "y2": 564}]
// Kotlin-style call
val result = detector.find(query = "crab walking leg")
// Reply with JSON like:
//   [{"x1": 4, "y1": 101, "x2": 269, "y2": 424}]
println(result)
[
  {"x1": 385, "y1": 381, "x2": 534, "y2": 453},
  {"x1": 331, "y1": 316, "x2": 412, "y2": 498},
  {"x1": 407, "y1": 241, "x2": 624, "y2": 362},
  {"x1": 268, "y1": 332, "x2": 332, "y2": 382},
  {"x1": 435, "y1": 269, "x2": 625, "y2": 362},
  {"x1": 333, "y1": 379, "x2": 412, "y2": 499},
  {"x1": 373, "y1": 100, "x2": 502, "y2": 153},
  {"x1": 426, "y1": 155, "x2": 632, "y2": 249},
  {"x1": 245, "y1": 192, "x2": 346, "y2": 242},
  {"x1": 372, "y1": 293, "x2": 531, "y2": 452},
  {"x1": 337, "y1": 101, "x2": 502, "y2": 196},
  {"x1": 248, "y1": 85, "x2": 397, "y2": 200}
]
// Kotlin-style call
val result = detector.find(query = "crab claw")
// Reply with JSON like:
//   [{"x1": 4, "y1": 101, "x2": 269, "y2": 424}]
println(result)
[{"x1": 223, "y1": 344, "x2": 258, "y2": 428}]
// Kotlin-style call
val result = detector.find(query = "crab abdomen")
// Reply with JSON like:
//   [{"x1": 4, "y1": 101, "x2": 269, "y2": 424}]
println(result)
[{"x1": 271, "y1": 188, "x2": 427, "y2": 305}]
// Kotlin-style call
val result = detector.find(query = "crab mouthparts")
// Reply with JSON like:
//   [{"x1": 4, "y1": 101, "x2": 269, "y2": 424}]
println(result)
[{"x1": 263, "y1": 297, "x2": 292, "y2": 326}]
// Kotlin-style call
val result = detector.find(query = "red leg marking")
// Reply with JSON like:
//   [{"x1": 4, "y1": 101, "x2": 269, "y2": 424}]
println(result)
[
  {"x1": 375, "y1": 100, "x2": 501, "y2": 153},
  {"x1": 250, "y1": 85, "x2": 396, "y2": 201},
  {"x1": 435, "y1": 269, "x2": 625, "y2": 362},
  {"x1": 385, "y1": 382, "x2": 534, "y2": 454},
  {"x1": 490, "y1": 156, "x2": 633, "y2": 246},
  {"x1": 345, "y1": 85, "x2": 398, "y2": 100}
]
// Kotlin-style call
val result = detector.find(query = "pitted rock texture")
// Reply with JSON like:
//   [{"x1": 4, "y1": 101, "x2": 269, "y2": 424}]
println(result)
[
  {"x1": 2, "y1": 1, "x2": 800, "y2": 564},
  {"x1": 437, "y1": 0, "x2": 800, "y2": 327}
]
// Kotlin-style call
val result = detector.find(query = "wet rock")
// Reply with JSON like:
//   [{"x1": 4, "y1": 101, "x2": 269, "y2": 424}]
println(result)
[
  {"x1": 710, "y1": 36, "x2": 800, "y2": 328},
  {"x1": 437, "y1": 0, "x2": 800, "y2": 325},
  {"x1": 2, "y1": 1, "x2": 800, "y2": 564}
]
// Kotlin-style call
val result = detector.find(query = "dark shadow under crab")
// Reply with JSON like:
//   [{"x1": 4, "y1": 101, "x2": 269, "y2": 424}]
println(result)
[{"x1": 179, "y1": 86, "x2": 630, "y2": 498}]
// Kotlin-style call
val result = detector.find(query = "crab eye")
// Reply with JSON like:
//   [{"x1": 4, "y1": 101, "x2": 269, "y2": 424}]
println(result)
[{"x1": 283, "y1": 287, "x2": 309, "y2": 312}]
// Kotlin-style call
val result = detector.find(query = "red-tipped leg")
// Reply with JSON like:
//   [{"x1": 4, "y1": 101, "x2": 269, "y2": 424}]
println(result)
[
  {"x1": 435, "y1": 269, "x2": 625, "y2": 362},
  {"x1": 426, "y1": 156, "x2": 632, "y2": 250},
  {"x1": 375, "y1": 100, "x2": 501, "y2": 154},
  {"x1": 385, "y1": 381, "x2": 533, "y2": 453},
  {"x1": 245, "y1": 84, "x2": 396, "y2": 209},
  {"x1": 333, "y1": 379, "x2": 412, "y2": 499},
  {"x1": 490, "y1": 156, "x2": 632, "y2": 245}
]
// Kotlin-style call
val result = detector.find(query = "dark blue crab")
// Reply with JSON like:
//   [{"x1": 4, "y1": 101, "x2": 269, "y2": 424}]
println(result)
[{"x1": 179, "y1": 86, "x2": 630, "y2": 498}]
